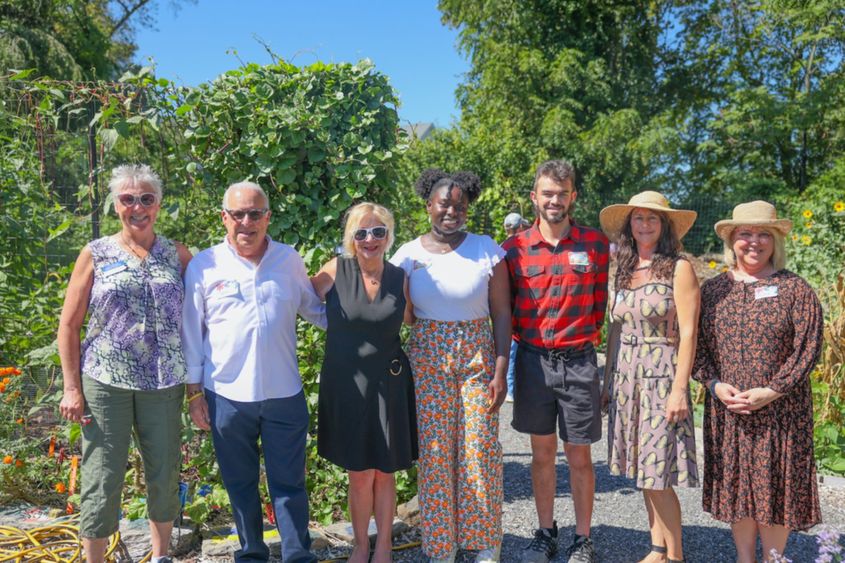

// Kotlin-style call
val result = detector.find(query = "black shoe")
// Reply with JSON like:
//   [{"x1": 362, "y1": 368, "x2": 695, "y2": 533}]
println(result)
[
  {"x1": 520, "y1": 521, "x2": 559, "y2": 563},
  {"x1": 565, "y1": 535, "x2": 597, "y2": 563}
]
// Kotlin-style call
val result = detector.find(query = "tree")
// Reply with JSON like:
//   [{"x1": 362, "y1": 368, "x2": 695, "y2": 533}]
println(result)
[{"x1": 0, "y1": 0, "x2": 194, "y2": 80}]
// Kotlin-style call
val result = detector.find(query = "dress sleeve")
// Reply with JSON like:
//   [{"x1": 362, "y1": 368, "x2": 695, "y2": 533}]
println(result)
[
  {"x1": 692, "y1": 279, "x2": 719, "y2": 385},
  {"x1": 767, "y1": 277, "x2": 824, "y2": 394}
]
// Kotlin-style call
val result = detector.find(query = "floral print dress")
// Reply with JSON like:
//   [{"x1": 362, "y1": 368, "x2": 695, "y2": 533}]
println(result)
[{"x1": 693, "y1": 270, "x2": 823, "y2": 530}]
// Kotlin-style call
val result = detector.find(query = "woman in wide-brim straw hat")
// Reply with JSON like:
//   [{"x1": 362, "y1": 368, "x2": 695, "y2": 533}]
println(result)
[
  {"x1": 600, "y1": 191, "x2": 700, "y2": 563},
  {"x1": 693, "y1": 201, "x2": 823, "y2": 563}
]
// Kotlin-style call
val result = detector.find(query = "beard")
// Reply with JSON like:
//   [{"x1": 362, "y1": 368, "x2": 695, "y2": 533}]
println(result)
[{"x1": 534, "y1": 202, "x2": 570, "y2": 224}]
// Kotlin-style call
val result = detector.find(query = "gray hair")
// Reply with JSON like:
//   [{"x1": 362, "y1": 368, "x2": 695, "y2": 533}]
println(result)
[
  {"x1": 108, "y1": 164, "x2": 163, "y2": 200},
  {"x1": 223, "y1": 182, "x2": 269, "y2": 209}
]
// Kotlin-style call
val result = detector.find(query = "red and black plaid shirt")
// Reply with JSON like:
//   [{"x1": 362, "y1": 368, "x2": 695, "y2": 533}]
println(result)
[{"x1": 502, "y1": 220, "x2": 609, "y2": 350}]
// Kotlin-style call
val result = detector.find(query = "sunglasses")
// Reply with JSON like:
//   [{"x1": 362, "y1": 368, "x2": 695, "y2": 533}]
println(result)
[
  {"x1": 353, "y1": 226, "x2": 388, "y2": 241},
  {"x1": 117, "y1": 193, "x2": 158, "y2": 207},
  {"x1": 225, "y1": 208, "x2": 269, "y2": 222}
]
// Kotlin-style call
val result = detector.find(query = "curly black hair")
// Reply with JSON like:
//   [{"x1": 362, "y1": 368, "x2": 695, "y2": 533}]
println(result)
[{"x1": 414, "y1": 168, "x2": 483, "y2": 203}]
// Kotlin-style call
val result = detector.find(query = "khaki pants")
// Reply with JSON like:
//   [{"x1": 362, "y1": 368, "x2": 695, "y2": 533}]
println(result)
[{"x1": 80, "y1": 376, "x2": 183, "y2": 538}]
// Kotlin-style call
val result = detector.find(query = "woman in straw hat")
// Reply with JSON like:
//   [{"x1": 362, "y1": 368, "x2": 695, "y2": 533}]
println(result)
[
  {"x1": 600, "y1": 191, "x2": 699, "y2": 563},
  {"x1": 693, "y1": 201, "x2": 823, "y2": 562}
]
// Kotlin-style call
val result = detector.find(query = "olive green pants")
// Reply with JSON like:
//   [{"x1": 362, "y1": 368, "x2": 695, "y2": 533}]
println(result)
[{"x1": 80, "y1": 376, "x2": 183, "y2": 538}]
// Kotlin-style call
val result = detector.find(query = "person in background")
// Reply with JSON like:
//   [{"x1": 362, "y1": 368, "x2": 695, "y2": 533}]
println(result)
[
  {"x1": 503, "y1": 212, "x2": 531, "y2": 402},
  {"x1": 694, "y1": 201, "x2": 823, "y2": 563},
  {"x1": 391, "y1": 169, "x2": 511, "y2": 563},
  {"x1": 311, "y1": 202, "x2": 417, "y2": 563},
  {"x1": 58, "y1": 164, "x2": 192, "y2": 563},
  {"x1": 600, "y1": 191, "x2": 700, "y2": 563},
  {"x1": 503, "y1": 159, "x2": 609, "y2": 563},
  {"x1": 182, "y1": 182, "x2": 325, "y2": 563}
]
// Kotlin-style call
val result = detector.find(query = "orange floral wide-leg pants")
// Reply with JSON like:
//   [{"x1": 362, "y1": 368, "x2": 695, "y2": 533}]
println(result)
[{"x1": 408, "y1": 318, "x2": 503, "y2": 559}]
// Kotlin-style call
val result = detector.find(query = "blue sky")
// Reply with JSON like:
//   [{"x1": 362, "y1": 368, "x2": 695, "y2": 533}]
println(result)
[{"x1": 133, "y1": 1, "x2": 469, "y2": 127}]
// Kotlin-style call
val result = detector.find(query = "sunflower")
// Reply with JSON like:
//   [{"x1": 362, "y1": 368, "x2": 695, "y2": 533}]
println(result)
[
  {"x1": 801, "y1": 235, "x2": 812, "y2": 245},
  {"x1": 708, "y1": 260, "x2": 716, "y2": 269},
  {"x1": 802, "y1": 209, "x2": 813, "y2": 219},
  {"x1": 835, "y1": 201, "x2": 845, "y2": 213},
  {"x1": 805, "y1": 222, "x2": 813, "y2": 229}
]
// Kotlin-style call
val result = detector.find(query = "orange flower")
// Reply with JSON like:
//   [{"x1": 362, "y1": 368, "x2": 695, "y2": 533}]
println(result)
[
  {"x1": 1, "y1": 378, "x2": 9, "y2": 385},
  {"x1": 54, "y1": 483, "x2": 67, "y2": 494},
  {"x1": 12, "y1": 368, "x2": 21, "y2": 376},
  {"x1": 15, "y1": 418, "x2": 23, "y2": 425},
  {"x1": 0, "y1": 383, "x2": 5, "y2": 393},
  {"x1": 2, "y1": 455, "x2": 12, "y2": 464},
  {"x1": 14, "y1": 459, "x2": 23, "y2": 468}
]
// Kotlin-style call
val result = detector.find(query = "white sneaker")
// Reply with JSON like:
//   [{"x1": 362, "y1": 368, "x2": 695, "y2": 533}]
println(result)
[
  {"x1": 476, "y1": 545, "x2": 501, "y2": 563},
  {"x1": 429, "y1": 548, "x2": 457, "y2": 563}
]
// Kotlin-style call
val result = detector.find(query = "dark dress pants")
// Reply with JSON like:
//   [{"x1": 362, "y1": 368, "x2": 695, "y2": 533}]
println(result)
[{"x1": 207, "y1": 389, "x2": 316, "y2": 563}]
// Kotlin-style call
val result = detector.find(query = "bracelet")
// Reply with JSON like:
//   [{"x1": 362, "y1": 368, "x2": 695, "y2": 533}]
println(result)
[
  {"x1": 707, "y1": 379, "x2": 720, "y2": 396},
  {"x1": 187, "y1": 391, "x2": 204, "y2": 404}
]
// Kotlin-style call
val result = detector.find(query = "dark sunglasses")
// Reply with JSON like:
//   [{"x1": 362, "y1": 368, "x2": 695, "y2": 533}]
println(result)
[
  {"x1": 353, "y1": 226, "x2": 388, "y2": 241},
  {"x1": 225, "y1": 208, "x2": 269, "y2": 222},
  {"x1": 117, "y1": 193, "x2": 158, "y2": 207}
]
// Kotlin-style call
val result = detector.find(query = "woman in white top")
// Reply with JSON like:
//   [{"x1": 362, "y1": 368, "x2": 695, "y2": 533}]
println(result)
[{"x1": 390, "y1": 169, "x2": 511, "y2": 563}]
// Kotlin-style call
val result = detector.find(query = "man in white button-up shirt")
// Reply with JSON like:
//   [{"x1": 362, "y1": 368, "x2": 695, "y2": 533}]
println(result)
[{"x1": 183, "y1": 182, "x2": 325, "y2": 563}]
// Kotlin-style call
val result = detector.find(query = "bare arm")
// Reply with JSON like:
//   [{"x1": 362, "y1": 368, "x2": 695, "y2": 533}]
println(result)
[
  {"x1": 487, "y1": 260, "x2": 512, "y2": 413},
  {"x1": 57, "y1": 247, "x2": 94, "y2": 423},
  {"x1": 175, "y1": 242, "x2": 193, "y2": 275},
  {"x1": 309, "y1": 257, "x2": 338, "y2": 302},
  {"x1": 667, "y1": 259, "x2": 700, "y2": 423},
  {"x1": 402, "y1": 274, "x2": 415, "y2": 325}
]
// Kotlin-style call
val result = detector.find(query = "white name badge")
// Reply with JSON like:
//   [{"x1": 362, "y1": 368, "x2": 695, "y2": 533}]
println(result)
[
  {"x1": 569, "y1": 251, "x2": 590, "y2": 266},
  {"x1": 100, "y1": 260, "x2": 128, "y2": 277},
  {"x1": 212, "y1": 280, "x2": 239, "y2": 298},
  {"x1": 755, "y1": 285, "x2": 778, "y2": 300}
]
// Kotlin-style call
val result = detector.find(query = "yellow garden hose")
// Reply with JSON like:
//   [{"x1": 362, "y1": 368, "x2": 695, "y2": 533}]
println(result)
[{"x1": 0, "y1": 514, "x2": 420, "y2": 562}]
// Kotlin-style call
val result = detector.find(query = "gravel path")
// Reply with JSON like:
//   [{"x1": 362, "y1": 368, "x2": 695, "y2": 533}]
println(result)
[{"x1": 382, "y1": 401, "x2": 845, "y2": 563}]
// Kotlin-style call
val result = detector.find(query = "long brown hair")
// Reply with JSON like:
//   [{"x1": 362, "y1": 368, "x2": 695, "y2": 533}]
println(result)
[{"x1": 615, "y1": 209, "x2": 683, "y2": 289}]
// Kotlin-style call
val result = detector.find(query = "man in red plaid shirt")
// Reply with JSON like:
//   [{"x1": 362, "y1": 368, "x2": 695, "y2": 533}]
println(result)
[{"x1": 502, "y1": 160, "x2": 609, "y2": 563}]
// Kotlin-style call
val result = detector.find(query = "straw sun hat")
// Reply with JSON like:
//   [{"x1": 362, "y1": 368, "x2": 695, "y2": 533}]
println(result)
[
  {"x1": 599, "y1": 191, "x2": 697, "y2": 240},
  {"x1": 714, "y1": 200, "x2": 793, "y2": 241}
]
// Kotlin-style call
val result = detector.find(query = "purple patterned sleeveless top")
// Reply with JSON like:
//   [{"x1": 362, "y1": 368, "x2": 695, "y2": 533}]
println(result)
[{"x1": 80, "y1": 235, "x2": 186, "y2": 390}]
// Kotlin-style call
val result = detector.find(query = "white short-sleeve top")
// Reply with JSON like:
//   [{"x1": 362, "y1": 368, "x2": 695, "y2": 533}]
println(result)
[{"x1": 389, "y1": 232, "x2": 505, "y2": 322}]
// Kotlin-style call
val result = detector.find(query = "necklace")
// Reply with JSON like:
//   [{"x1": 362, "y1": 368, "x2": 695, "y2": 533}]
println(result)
[
  {"x1": 359, "y1": 263, "x2": 384, "y2": 285},
  {"x1": 120, "y1": 233, "x2": 152, "y2": 260}
]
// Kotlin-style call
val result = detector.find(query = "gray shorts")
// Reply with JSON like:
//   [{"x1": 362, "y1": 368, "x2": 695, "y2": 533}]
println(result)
[{"x1": 511, "y1": 342, "x2": 602, "y2": 444}]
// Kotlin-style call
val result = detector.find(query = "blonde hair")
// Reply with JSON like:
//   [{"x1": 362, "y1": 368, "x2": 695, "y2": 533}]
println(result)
[
  {"x1": 723, "y1": 226, "x2": 787, "y2": 271},
  {"x1": 342, "y1": 202, "x2": 395, "y2": 257}
]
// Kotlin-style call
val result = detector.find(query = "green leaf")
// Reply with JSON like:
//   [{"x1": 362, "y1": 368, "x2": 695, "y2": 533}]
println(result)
[
  {"x1": 47, "y1": 219, "x2": 73, "y2": 242},
  {"x1": 98, "y1": 128, "x2": 119, "y2": 151}
]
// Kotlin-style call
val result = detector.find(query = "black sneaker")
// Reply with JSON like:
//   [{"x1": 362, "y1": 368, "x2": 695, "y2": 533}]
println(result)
[
  {"x1": 520, "y1": 521, "x2": 559, "y2": 563},
  {"x1": 565, "y1": 535, "x2": 597, "y2": 563}
]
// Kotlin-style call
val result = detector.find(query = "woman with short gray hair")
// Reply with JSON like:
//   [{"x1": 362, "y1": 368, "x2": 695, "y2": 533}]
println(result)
[{"x1": 58, "y1": 164, "x2": 192, "y2": 563}]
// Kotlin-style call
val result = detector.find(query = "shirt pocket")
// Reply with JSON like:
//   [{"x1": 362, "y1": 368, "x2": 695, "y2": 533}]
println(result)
[{"x1": 516, "y1": 264, "x2": 546, "y2": 279}]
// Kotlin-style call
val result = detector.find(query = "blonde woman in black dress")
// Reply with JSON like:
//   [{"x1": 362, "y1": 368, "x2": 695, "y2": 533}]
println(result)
[{"x1": 311, "y1": 202, "x2": 417, "y2": 563}]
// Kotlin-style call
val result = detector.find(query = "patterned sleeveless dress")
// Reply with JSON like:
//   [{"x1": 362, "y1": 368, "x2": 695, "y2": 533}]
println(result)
[{"x1": 607, "y1": 280, "x2": 699, "y2": 490}]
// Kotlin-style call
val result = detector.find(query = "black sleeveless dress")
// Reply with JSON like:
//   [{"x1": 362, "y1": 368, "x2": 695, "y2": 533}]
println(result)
[{"x1": 317, "y1": 257, "x2": 418, "y2": 472}]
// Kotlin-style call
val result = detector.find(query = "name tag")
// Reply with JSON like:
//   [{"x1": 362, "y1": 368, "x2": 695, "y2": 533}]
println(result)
[
  {"x1": 100, "y1": 260, "x2": 128, "y2": 277},
  {"x1": 212, "y1": 280, "x2": 239, "y2": 298},
  {"x1": 569, "y1": 251, "x2": 590, "y2": 266},
  {"x1": 755, "y1": 285, "x2": 778, "y2": 300}
]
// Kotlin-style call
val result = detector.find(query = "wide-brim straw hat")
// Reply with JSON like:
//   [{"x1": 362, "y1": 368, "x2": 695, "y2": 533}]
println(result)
[
  {"x1": 599, "y1": 191, "x2": 697, "y2": 241},
  {"x1": 714, "y1": 200, "x2": 793, "y2": 241}
]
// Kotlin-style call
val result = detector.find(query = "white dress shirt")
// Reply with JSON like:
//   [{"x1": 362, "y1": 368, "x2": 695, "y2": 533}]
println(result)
[{"x1": 182, "y1": 236, "x2": 326, "y2": 402}]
